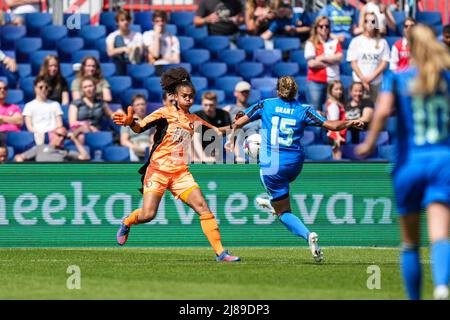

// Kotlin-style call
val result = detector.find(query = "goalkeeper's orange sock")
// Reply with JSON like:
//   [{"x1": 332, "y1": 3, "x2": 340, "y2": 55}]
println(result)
[
  {"x1": 200, "y1": 213, "x2": 224, "y2": 256},
  {"x1": 123, "y1": 208, "x2": 142, "y2": 227}
]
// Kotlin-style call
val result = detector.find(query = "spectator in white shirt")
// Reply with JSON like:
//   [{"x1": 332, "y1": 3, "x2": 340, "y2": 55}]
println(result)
[
  {"x1": 347, "y1": 12, "x2": 390, "y2": 102},
  {"x1": 22, "y1": 75, "x2": 63, "y2": 145},
  {"x1": 143, "y1": 10, "x2": 180, "y2": 74},
  {"x1": 106, "y1": 9, "x2": 143, "y2": 75}
]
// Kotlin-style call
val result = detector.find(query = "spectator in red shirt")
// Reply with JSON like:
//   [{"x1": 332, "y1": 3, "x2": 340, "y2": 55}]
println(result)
[
  {"x1": 0, "y1": 80, "x2": 23, "y2": 133},
  {"x1": 304, "y1": 16, "x2": 343, "y2": 111},
  {"x1": 390, "y1": 17, "x2": 416, "y2": 72},
  {"x1": 325, "y1": 80, "x2": 347, "y2": 160}
]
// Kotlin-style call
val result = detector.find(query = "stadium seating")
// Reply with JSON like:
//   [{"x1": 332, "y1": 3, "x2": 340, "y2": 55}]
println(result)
[
  {"x1": 191, "y1": 76, "x2": 208, "y2": 92},
  {"x1": 250, "y1": 77, "x2": 277, "y2": 99},
  {"x1": 85, "y1": 131, "x2": 114, "y2": 160},
  {"x1": 31, "y1": 50, "x2": 57, "y2": 75},
  {"x1": 178, "y1": 36, "x2": 195, "y2": 51},
  {"x1": 274, "y1": 37, "x2": 301, "y2": 51},
  {"x1": 247, "y1": 89, "x2": 262, "y2": 105},
  {"x1": 201, "y1": 36, "x2": 230, "y2": 58},
  {"x1": 19, "y1": 77, "x2": 35, "y2": 103},
  {"x1": 6, "y1": 131, "x2": 35, "y2": 153},
  {"x1": 215, "y1": 76, "x2": 244, "y2": 102},
  {"x1": 100, "y1": 11, "x2": 117, "y2": 33},
  {"x1": 185, "y1": 25, "x2": 208, "y2": 45},
  {"x1": 16, "y1": 38, "x2": 42, "y2": 63},
  {"x1": 181, "y1": 49, "x2": 210, "y2": 74},
  {"x1": 416, "y1": 11, "x2": 442, "y2": 27},
  {"x1": 72, "y1": 50, "x2": 100, "y2": 64},
  {"x1": 295, "y1": 76, "x2": 308, "y2": 103},
  {"x1": 129, "y1": 24, "x2": 143, "y2": 33},
  {"x1": 272, "y1": 62, "x2": 300, "y2": 77},
  {"x1": 305, "y1": 145, "x2": 332, "y2": 160},
  {"x1": 120, "y1": 88, "x2": 149, "y2": 106},
  {"x1": 127, "y1": 63, "x2": 155, "y2": 87},
  {"x1": 165, "y1": 24, "x2": 177, "y2": 35},
  {"x1": 0, "y1": 25, "x2": 27, "y2": 50},
  {"x1": 199, "y1": 62, "x2": 227, "y2": 86},
  {"x1": 95, "y1": 38, "x2": 109, "y2": 63},
  {"x1": 5, "y1": 89, "x2": 24, "y2": 105},
  {"x1": 236, "y1": 62, "x2": 264, "y2": 81},
  {"x1": 80, "y1": 25, "x2": 107, "y2": 49},
  {"x1": 17, "y1": 64, "x2": 31, "y2": 79},
  {"x1": 218, "y1": 49, "x2": 246, "y2": 75},
  {"x1": 300, "y1": 130, "x2": 315, "y2": 146},
  {"x1": 7, "y1": 146, "x2": 14, "y2": 161},
  {"x1": 134, "y1": 11, "x2": 153, "y2": 32},
  {"x1": 100, "y1": 63, "x2": 116, "y2": 78},
  {"x1": 161, "y1": 63, "x2": 192, "y2": 74},
  {"x1": 60, "y1": 63, "x2": 74, "y2": 78},
  {"x1": 385, "y1": 36, "x2": 401, "y2": 48},
  {"x1": 254, "y1": 49, "x2": 282, "y2": 76},
  {"x1": 103, "y1": 146, "x2": 131, "y2": 162},
  {"x1": 107, "y1": 76, "x2": 132, "y2": 103},
  {"x1": 169, "y1": 11, "x2": 195, "y2": 35},
  {"x1": 25, "y1": 13, "x2": 53, "y2": 37},
  {"x1": 361, "y1": 131, "x2": 389, "y2": 146},
  {"x1": 289, "y1": 50, "x2": 308, "y2": 74},
  {"x1": 144, "y1": 77, "x2": 164, "y2": 102},
  {"x1": 63, "y1": 13, "x2": 91, "y2": 37},
  {"x1": 378, "y1": 144, "x2": 394, "y2": 161},
  {"x1": 236, "y1": 36, "x2": 265, "y2": 58},
  {"x1": 41, "y1": 25, "x2": 68, "y2": 50},
  {"x1": 196, "y1": 89, "x2": 225, "y2": 104},
  {"x1": 57, "y1": 37, "x2": 85, "y2": 63}
]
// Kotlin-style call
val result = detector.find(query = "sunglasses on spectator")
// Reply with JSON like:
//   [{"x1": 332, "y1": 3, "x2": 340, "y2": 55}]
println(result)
[
  {"x1": 318, "y1": 24, "x2": 329, "y2": 29},
  {"x1": 0, "y1": 87, "x2": 8, "y2": 91},
  {"x1": 239, "y1": 90, "x2": 250, "y2": 94},
  {"x1": 365, "y1": 19, "x2": 377, "y2": 25}
]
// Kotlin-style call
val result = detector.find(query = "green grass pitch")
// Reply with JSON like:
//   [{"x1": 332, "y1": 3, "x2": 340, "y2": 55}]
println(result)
[{"x1": 0, "y1": 247, "x2": 434, "y2": 300}]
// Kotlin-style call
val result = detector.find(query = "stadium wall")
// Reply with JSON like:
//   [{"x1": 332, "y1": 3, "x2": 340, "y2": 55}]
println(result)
[{"x1": 0, "y1": 163, "x2": 429, "y2": 248}]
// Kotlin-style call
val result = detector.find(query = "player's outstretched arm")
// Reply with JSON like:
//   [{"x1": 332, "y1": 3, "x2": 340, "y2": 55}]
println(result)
[
  {"x1": 225, "y1": 113, "x2": 251, "y2": 152},
  {"x1": 322, "y1": 119, "x2": 364, "y2": 131},
  {"x1": 112, "y1": 106, "x2": 143, "y2": 133}
]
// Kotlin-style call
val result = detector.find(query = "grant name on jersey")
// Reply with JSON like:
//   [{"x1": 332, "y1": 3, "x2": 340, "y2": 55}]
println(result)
[{"x1": 275, "y1": 106, "x2": 294, "y2": 115}]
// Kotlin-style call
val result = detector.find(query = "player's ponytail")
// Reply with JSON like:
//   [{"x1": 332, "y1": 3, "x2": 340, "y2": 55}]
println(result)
[
  {"x1": 160, "y1": 67, "x2": 195, "y2": 95},
  {"x1": 409, "y1": 24, "x2": 450, "y2": 96},
  {"x1": 277, "y1": 76, "x2": 298, "y2": 101}
]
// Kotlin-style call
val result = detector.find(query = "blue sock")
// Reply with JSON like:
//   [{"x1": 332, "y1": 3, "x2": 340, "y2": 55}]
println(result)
[
  {"x1": 279, "y1": 212, "x2": 310, "y2": 241},
  {"x1": 431, "y1": 239, "x2": 450, "y2": 287},
  {"x1": 400, "y1": 245, "x2": 422, "y2": 300}
]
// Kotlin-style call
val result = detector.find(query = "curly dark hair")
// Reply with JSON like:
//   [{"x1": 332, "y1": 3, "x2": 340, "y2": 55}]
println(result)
[{"x1": 160, "y1": 67, "x2": 195, "y2": 96}]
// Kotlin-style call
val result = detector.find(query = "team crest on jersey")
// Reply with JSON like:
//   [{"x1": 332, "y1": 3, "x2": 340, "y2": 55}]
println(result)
[{"x1": 189, "y1": 122, "x2": 194, "y2": 129}]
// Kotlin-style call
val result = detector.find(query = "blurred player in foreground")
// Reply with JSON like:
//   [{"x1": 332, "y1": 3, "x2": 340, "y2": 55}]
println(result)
[
  {"x1": 357, "y1": 24, "x2": 450, "y2": 300},
  {"x1": 226, "y1": 76, "x2": 364, "y2": 262},
  {"x1": 112, "y1": 67, "x2": 240, "y2": 262}
]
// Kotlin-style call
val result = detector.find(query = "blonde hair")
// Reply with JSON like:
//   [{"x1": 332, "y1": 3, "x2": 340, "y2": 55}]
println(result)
[
  {"x1": 246, "y1": 0, "x2": 278, "y2": 19},
  {"x1": 308, "y1": 16, "x2": 330, "y2": 46},
  {"x1": 409, "y1": 24, "x2": 450, "y2": 96},
  {"x1": 277, "y1": 76, "x2": 298, "y2": 101}
]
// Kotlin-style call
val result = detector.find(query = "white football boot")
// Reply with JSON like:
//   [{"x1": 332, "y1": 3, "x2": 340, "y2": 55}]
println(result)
[
  {"x1": 256, "y1": 196, "x2": 275, "y2": 215},
  {"x1": 308, "y1": 232, "x2": 323, "y2": 263}
]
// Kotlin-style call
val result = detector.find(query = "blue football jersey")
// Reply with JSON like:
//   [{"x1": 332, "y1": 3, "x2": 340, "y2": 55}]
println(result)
[
  {"x1": 381, "y1": 68, "x2": 450, "y2": 166},
  {"x1": 244, "y1": 98, "x2": 326, "y2": 167}
]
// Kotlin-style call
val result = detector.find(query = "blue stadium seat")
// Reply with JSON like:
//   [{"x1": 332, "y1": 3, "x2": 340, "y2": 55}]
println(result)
[
  {"x1": 178, "y1": 36, "x2": 195, "y2": 51},
  {"x1": 385, "y1": 36, "x2": 401, "y2": 48},
  {"x1": 134, "y1": 11, "x2": 153, "y2": 32},
  {"x1": 378, "y1": 144, "x2": 394, "y2": 162},
  {"x1": 191, "y1": 76, "x2": 208, "y2": 92},
  {"x1": 274, "y1": 37, "x2": 301, "y2": 51},
  {"x1": 65, "y1": 143, "x2": 90, "y2": 157},
  {"x1": 185, "y1": 25, "x2": 208, "y2": 45},
  {"x1": 342, "y1": 36, "x2": 352, "y2": 50},
  {"x1": 0, "y1": 25, "x2": 26, "y2": 50},
  {"x1": 386, "y1": 116, "x2": 396, "y2": 140},
  {"x1": 250, "y1": 77, "x2": 277, "y2": 99},
  {"x1": 340, "y1": 75, "x2": 353, "y2": 92},
  {"x1": 72, "y1": 50, "x2": 100, "y2": 64},
  {"x1": 272, "y1": 62, "x2": 300, "y2": 77},
  {"x1": 361, "y1": 131, "x2": 389, "y2": 146},
  {"x1": 289, "y1": 49, "x2": 308, "y2": 74},
  {"x1": 25, "y1": 13, "x2": 52, "y2": 37},
  {"x1": 59, "y1": 63, "x2": 74, "y2": 78},
  {"x1": 85, "y1": 131, "x2": 114, "y2": 160},
  {"x1": 304, "y1": 12, "x2": 318, "y2": 26},
  {"x1": 103, "y1": 146, "x2": 131, "y2": 162},
  {"x1": 202, "y1": 36, "x2": 230, "y2": 57},
  {"x1": 392, "y1": 11, "x2": 406, "y2": 26},
  {"x1": 41, "y1": 25, "x2": 68, "y2": 50},
  {"x1": 95, "y1": 38, "x2": 109, "y2": 63},
  {"x1": 120, "y1": 88, "x2": 149, "y2": 107},
  {"x1": 129, "y1": 24, "x2": 142, "y2": 33},
  {"x1": 237, "y1": 62, "x2": 264, "y2": 81},
  {"x1": 215, "y1": 76, "x2": 244, "y2": 102},
  {"x1": 15, "y1": 37, "x2": 42, "y2": 63},
  {"x1": 196, "y1": 89, "x2": 225, "y2": 104},
  {"x1": 31, "y1": 50, "x2": 57, "y2": 75},
  {"x1": 57, "y1": 37, "x2": 85, "y2": 63},
  {"x1": 181, "y1": 49, "x2": 210, "y2": 74},
  {"x1": 19, "y1": 77, "x2": 35, "y2": 103},
  {"x1": 236, "y1": 36, "x2": 265, "y2": 58},
  {"x1": 169, "y1": 11, "x2": 195, "y2": 35},
  {"x1": 6, "y1": 131, "x2": 35, "y2": 153},
  {"x1": 340, "y1": 60, "x2": 353, "y2": 76},
  {"x1": 100, "y1": 11, "x2": 117, "y2": 33},
  {"x1": 161, "y1": 63, "x2": 192, "y2": 74},
  {"x1": 218, "y1": 49, "x2": 246, "y2": 75},
  {"x1": 80, "y1": 25, "x2": 107, "y2": 49},
  {"x1": 127, "y1": 63, "x2": 155, "y2": 88},
  {"x1": 199, "y1": 62, "x2": 227, "y2": 86},
  {"x1": 254, "y1": 49, "x2": 282, "y2": 67},
  {"x1": 100, "y1": 63, "x2": 116, "y2": 78},
  {"x1": 416, "y1": 11, "x2": 442, "y2": 27},
  {"x1": 144, "y1": 77, "x2": 163, "y2": 102},
  {"x1": 5, "y1": 89, "x2": 24, "y2": 105},
  {"x1": 305, "y1": 145, "x2": 332, "y2": 160},
  {"x1": 107, "y1": 76, "x2": 132, "y2": 103},
  {"x1": 247, "y1": 89, "x2": 261, "y2": 105},
  {"x1": 166, "y1": 24, "x2": 178, "y2": 35},
  {"x1": 63, "y1": 13, "x2": 91, "y2": 36},
  {"x1": 342, "y1": 144, "x2": 377, "y2": 160},
  {"x1": 17, "y1": 64, "x2": 31, "y2": 78},
  {"x1": 295, "y1": 76, "x2": 308, "y2": 103},
  {"x1": 300, "y1": 130, "x2": 315, "y2": 147}
]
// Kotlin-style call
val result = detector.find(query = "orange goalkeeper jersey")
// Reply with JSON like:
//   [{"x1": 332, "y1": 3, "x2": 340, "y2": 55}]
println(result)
[{"x1": 138, "y1": 105, "x2": 217, "y2": 174}]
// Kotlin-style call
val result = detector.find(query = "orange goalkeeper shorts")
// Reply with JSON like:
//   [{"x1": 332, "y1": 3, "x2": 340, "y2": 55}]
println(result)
[{"x1": 142, "y1": 167, "x2": 199, "y2": 200}]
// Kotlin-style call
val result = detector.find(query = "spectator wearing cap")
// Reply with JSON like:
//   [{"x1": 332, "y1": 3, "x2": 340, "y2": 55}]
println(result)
[
  {"x1": 0, "y1": 79, "x2": 23, "y2": 133},
  {"x1": 143, "y1": 10, "x2": 180, "y2": 72},
  {"x1": 14, "y1": 126, "x2": 90, "y2": 162},
  {"x1": 223, "y1": 81, "x2": 261, "y2": 162}
]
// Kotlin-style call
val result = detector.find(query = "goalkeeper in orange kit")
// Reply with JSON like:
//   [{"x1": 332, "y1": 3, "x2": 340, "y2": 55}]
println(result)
[{"x1": 113, "y1": 67, "x2": 240, "y2": 262}]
